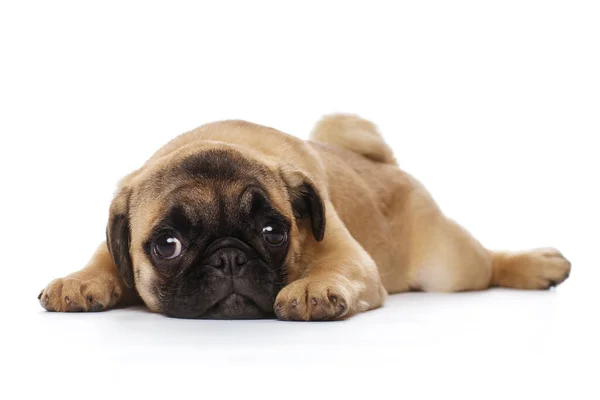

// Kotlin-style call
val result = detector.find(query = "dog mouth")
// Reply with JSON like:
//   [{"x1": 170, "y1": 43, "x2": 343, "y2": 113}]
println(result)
[
  {"x1": 165, "y1": 292, "x2": 273, "y2": 319},
  {"x1": 199, "y1": 293, "x2": 271, "y2": 319}
]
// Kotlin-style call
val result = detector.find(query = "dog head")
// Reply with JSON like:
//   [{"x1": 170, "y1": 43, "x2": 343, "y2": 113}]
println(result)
[{"x1": 106, "y1": 129, "x2": 325, "y2": 319}]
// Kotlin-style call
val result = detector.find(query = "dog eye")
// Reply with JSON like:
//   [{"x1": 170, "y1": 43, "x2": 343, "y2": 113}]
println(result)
[
  {"x1": 153, "y1": 235, "x2": 183, "y2": 259},
  {"x1": 261, "y1": 224, "x2": 287, "y2": 246}
]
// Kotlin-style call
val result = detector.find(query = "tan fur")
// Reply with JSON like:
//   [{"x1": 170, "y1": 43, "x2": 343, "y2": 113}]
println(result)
[
  {"x1": 39, "y1": 114, "x2": 571, "y2": 320},
  {"x1": 311, "y1": 113, "x2": 396, "y2": 164}
]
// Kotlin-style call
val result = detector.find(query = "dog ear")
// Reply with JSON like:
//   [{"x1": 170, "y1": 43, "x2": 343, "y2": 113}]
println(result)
[
  {"x1": 106, "y1": 185, "x2": 134, "y2": 288},
  {"x1": 281, "y1": 168, "x2": 326, "y2": 241}
]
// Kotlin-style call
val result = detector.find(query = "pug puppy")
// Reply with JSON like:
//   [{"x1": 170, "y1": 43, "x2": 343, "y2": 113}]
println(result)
[{"x1": 38, "y1": 114, "x2": 571, "y2": 320}]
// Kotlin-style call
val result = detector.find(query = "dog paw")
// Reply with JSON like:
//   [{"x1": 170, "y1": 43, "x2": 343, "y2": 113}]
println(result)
[
  {"x1": 502, "y1": 248, "x2": 571, "y2": 290},
  {"x1": 38, "y1": 275, "x2": 122, "y2": 312},
  {"x1": 528, "y1": 248, "x2": 571, "y2": 289},
  {"x1": 274, "y1": 277, "x2": 351, "y2": 321}
]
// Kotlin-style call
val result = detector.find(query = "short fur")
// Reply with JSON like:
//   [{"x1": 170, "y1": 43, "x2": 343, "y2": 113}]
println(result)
[{"x1": 39, "y1": 115, "x2": 571, "y2": 320}]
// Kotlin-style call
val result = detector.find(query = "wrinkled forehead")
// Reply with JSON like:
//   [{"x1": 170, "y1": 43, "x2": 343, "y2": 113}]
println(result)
[{"x1": 130, "y1": 147, "x2": 291, "y2": 240}]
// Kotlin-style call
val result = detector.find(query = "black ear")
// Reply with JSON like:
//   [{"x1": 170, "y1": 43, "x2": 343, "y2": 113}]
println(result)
[
  {"x1": 106, "y1": 188, "x2": 134, "y2": 288},
  {"x1": 282, "y1": 169, "x2": 326, "y2": 241}
]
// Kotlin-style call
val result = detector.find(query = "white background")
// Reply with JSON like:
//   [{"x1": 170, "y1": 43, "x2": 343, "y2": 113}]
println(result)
[{"x1": 1, "y1": 1, "x2": 598, "y2": 399}]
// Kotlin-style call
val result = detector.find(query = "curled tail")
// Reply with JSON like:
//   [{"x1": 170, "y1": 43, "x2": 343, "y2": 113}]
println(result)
[{"x1": 310, "y1": 113, "x2": 397, "y2": 165}]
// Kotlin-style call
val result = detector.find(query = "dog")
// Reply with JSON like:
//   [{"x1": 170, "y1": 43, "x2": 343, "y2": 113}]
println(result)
[{"x1": 38, "y1": 114, "x2": 571, "y2": 320}]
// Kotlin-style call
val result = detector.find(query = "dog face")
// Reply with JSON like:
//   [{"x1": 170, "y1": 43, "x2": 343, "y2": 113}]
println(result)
[{"x1": 106, "y1": 143, "x2": 325, "y2": 319}]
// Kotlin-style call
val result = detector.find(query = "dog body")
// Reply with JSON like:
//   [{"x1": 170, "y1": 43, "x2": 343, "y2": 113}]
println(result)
[{"x1": 39, "y1": 115, "x2": 571, "y2": 320}]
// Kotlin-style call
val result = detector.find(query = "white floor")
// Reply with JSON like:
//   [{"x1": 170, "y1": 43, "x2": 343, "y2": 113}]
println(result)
[{"x1": 7, "y1": 277, "x2": 598, "y2": 400}]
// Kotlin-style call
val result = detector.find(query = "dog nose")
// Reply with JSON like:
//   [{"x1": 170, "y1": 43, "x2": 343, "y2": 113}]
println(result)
[{"x1": 208, "y1": 248, "x2": 248, "y2": 274}]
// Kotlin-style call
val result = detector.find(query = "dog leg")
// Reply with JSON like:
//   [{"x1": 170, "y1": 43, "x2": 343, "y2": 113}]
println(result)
[
  {"x1": 274, "y1": 209, "x2": 387, "y2": 321},
  {"x1": 38, "y1": 242, "x2": 139, "y2": 312},
  {"x1": 409, "y1": 216, "x2": 571, "y2": 292}
]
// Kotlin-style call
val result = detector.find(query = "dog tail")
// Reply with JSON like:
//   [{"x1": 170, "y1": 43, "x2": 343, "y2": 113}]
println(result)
[{"x1": 310, "y1": 113, "x2": 396, "y2": 165}]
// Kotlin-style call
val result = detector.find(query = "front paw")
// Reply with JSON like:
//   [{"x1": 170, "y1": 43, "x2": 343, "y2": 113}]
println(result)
[
  {"x1": 38, "y1": 275, "x2": 122, "y2": 312},
  {"x1": 274, "y1": 277, "x2": 351, "y2": 321}
]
